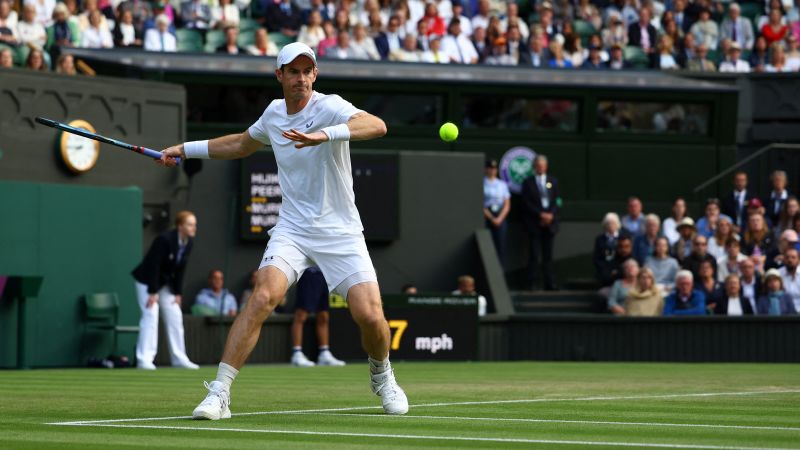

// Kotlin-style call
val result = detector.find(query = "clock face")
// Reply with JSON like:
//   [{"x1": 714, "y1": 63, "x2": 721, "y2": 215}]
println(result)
[{"x1": 59, "y1": 120, "x2": 100, "y2": 173}]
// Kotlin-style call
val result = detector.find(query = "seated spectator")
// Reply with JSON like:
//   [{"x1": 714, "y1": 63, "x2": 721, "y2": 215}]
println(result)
[
  {"x1": 774, "y1": 197, "x2": 799, "y2": 239},
  {"x1": 765, "y1": 42, "x2": 792, "y2": 72},
  {"x1": 0, "y1": 0, "x2": 18, "y2": 46},
  {"x1": 77, "y1": 0, "x2": 109, "y2": 35},
  {"x1": 142, "y1": 3, "x2": 175, "y2": 35},
  {"x1": 55, "y1": 52, "x2": 76, "y2": 74},
  {"x1": 375, "y1": 15, "x2": 401, "y2": 60},
  {"x1": 518, "y1": 29, "x2": 550, "y2": 68},
  {"x1": 779, "y1": 247, "x2": 800, "y2": 312},
  {"x1": 420, "y1": 35, "x2": 448, "y2": 63},
  {"x1": 351, "y1": 23, "x2": 379, "y2": 60},
  {"x1": 696, "y1": 198, "x2": 732, "y2": 239},
  {"x1": 505, "y1": 25, "x2": 524, "y2": 65},
  {"x1": 622, "y1": 196, "x2": 645, "y2": 237},
  {"x1": 689, "y1": 8, "x2": 719, "y2": 50},
  {"x1": 485, "y1": 36, "x2": 516, "y2": 65},
  {"x1": 581, "y1": 44, "x2": 605, "y2": 69},
  {"x1": 719, "y1": 41, "x2": 751, "y2": 73},
  {"x1": 766, "y1": 229, "x2": 799, "y2": 271},
  {"x1": 210, "y1": 0, "x2": 239, "y2": 29},
  {"x1": 720, "y1": 3, "x2": 754, "y2": 51},
  {"x1": 193, "y1": 269, "x2": 238, "y2": 316},
  {"x1": 389, "y1": 33, "x2": 421, "y2": 61},
  {"x1": 25, "y1": 47, "x2": 48, "y2": 71},
  {"x1": 761, "y1": 8, "x2": 788, "y2": 46},
  {"x1": 0, "y1": 46, "x2": 13, "y2": 67},
  {"x1": 672, "y1": 217, "x2": 696, "y2": 262},
  {"x1": 422, "y1": 2, "x2": 445, "y2": 37},
  {"x1": 450, "y1": 0, "x2": 471, "y2": 37},
  {"x1": 628, "y1": 7, "x2": 657, "y2": 55},
  {"x1": 144, "y1": 15, "x2": 177, "y2": 52},
  {"x1": 651, "y1": 34, "x2": 679, "y2": 69},
  {"x1": 646, "y1": 236, "x2": 680, "y2": 292},
  {"x1": 682, "y1": 235, "x2": 718, "y2": 280},
  {"x1": 548, "y1": 40, "x2": 573, "y2": 68},
  {"x1": 676, "y1": 33, "x2": 695, "y2": 68},
  {"x1": 119, "y1": 0, "x2": 153, "y2": 32},
  {"x1": 608, "y1": 258, "x2": 639, "y2": 315},
  {"x1": 786, "y1": 35, "x2": 800, "y2": 71},
  {"x1": 472, "y1": 26, "x2": 490, "y2": 63},
  {"x1": 113, "y1": 9, "x2": 143, "y2": 48},
  {"x1": 247, "y1": 28, "x2": 278, "y2": 56},
  {"x1": 738, "y1": 257, "x2": 761, "y2": 312},
  {"x1": 216, "y1": 25, "x2": 245, "y2": 54},
  {"x1": 297, "y1": 9, "x2": 325, "y2": 50},
  {"x1": 749, "y1": 36, "x2": 769, "y2": 72},
  {"x1": 80, "y1": 10, "x2": 113, "y2": 48},
  {"x1": 441, "y1": 18, "x2": 477, "y2": 64},
  {"x1": 663, "y1": 270, "x2": 706, "y2": 316},
  {"x1": 602, "y1": 16, "x2": 628, "y2": 50},
  {"x1": 576, "y1": 0, "x2": 602, "y2": 33},
  {"x1": 634, "y1": 213, "x2": 661, "y2": 265},
  {"x1": 624, "y1": 267, "x2": 664, "y2": 316},
  {"x1": 757, "y1": 268, "x2": 797, "y2": 315},
  {"x1": 452, "y1": 275, "x2": 487, "y2": 316},
  {"x1": 720, "y1": 170, "x2": 752, "y2": 229},
  {"x1": 17, "y1": 4, "x2": 46, "y2": 49},
  {"x1": 696, "y1": 259, "x2": 722, "y2": 311},
  {"x1": 180, "y1": 0, "x2": 211, "y2": 31},
  {"x1": 742, "y1": 213, "x2": 775, "y2": 267},
  {"x1": 593, "y1": 212, "x2": 632, "y2": 287},
  {"x1": 661, "y1": 197, "x2": 686, "y2": 246},
  {"x1": 686, "y1": 43, "x2": 716, "y2": 71},
  {"x1": 714, "y1": 274, "x2": 754, "y2": 315},
  {"x1": 266, "y1": 0, "x2": 302, "y2": 37},
  {"x1": 717, "y1": 238, "x2": 748, "y2": 282},
  {"x1": 765, "y1": 170, "x2": 791, "y2": 225},
  {"x1": 46, "y1": 3, "x2": 80, "y2": 53},
  {"x1": 315, "y1": 20, "x2": 336, "y2": 57},
  {"x1": 563, "y1": 33, "x2": 584, "y2": 67},
  {"x1": 708, "y1": 217, "x2": 735, "y2": 261}
]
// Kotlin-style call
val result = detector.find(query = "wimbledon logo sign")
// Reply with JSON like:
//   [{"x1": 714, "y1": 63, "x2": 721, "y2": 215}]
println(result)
[{"x1": 499, "y1": 146, "x2": 536, "y2": 194}]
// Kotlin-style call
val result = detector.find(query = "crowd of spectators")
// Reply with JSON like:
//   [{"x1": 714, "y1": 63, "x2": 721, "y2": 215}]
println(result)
[
  {"x1": 593, "y1": 169, "x2": 800, "y2": 317},
  {"x1": 2, "y1": 0, "x2": 800, "y2": 72}
]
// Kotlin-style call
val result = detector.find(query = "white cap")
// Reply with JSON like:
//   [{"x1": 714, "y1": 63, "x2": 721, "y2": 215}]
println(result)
[{"x1": 276, "y1": 42, "x2": 317, "y2": 68}]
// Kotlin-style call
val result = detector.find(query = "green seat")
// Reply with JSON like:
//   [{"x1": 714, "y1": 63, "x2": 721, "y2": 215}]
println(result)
[
  {"x1": 573, "y1": 20, "x2": 596, "y2": 40},
  {"x1": 237, "y1": 30, "x2": 256, "y2": 48},
  {"x1": 176, "y1": 28, "x2": 203, "y2": 52},
  {"x1": 82, "y1": 292, "x2": 139, "y2": 360},
  {"x1": 739, "y1": 2, "x2": 761, "y2": 24},
  {"x1": 269, "y1": 32, "x2": 295, "y2": 50},
  {"x1": 204, "y1": 29, "x2": 226, "y2": 53},
  {"x1": 239, "y1": 17, "x2": 260, "y2": 32},
  {"x1": 623, "y1": 45, "x2": 649, "y2": 68}
]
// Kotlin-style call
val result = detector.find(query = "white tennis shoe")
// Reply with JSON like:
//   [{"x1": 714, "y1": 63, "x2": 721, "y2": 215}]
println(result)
[
  {"x1": 370, "y1": 362, "x2": 408, "y2": 415},
  {"x1": 317, "y1": 350, "x2": 346, "y2": 366},
  {"x1": 291, "y1": 351, "x2": 316, "y2": 367},
  {"x1": 192, "y1": 381, "x2": 231, "y2": 420}
]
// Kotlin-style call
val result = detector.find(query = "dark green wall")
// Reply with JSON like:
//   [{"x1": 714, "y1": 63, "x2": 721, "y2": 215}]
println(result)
[{"x1": 0, "y1": 181, "x2": 142, "y2": 368}]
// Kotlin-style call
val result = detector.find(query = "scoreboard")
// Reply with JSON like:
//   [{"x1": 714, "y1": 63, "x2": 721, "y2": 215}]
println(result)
[{"x1": 241, "y1": 151, "x2": 400, "y2": 241}]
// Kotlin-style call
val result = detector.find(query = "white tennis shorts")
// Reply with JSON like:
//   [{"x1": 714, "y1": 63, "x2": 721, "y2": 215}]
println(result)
[{"x1": 258, "y1": 227, "x2": 378, "y2": 298}]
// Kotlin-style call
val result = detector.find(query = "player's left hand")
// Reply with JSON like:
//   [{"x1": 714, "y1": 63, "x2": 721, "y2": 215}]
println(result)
[{"x1": 282, "y1": 129, "x2": 329, "y2": 149}]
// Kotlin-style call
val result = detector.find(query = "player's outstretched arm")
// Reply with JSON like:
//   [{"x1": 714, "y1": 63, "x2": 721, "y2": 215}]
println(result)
[
  {"x1": 158, "y1": 132, "x2": 263, "y2": 166},
  {"x1": 282, "y1": 112, "x2": 387, "y2": 149}
]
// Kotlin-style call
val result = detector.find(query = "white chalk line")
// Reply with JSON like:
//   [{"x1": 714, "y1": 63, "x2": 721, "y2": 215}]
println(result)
[
  {"x1": 48, "y1": 389, "x2": 800, "y2": 426},
  {"x1": 53, "y1": 423, "x2": 799, "y2": 450}
]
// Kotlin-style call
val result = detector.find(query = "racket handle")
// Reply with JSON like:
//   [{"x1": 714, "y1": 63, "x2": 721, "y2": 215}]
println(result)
[{"x1": 139, "y1": 146, "x2": 181, "y2": 165}]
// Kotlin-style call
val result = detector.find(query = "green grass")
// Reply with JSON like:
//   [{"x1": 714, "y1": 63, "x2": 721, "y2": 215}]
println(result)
[{"x1": 1, "y1": 362, "x2": 799, "y2": 449}]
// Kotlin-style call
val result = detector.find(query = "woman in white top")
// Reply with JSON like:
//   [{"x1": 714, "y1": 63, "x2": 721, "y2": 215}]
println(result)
[
  {"x1": 80, "y1": 10, "x2": 113, "y2": 48},
  {"x1": 211, "y1": 0, "x2": 239, "y2": 29},
  {"x1": 654, "y1": 34, "x2": 679, "y2": 70},
  {"x1": 663, "y1": 197, "x2": 688, "y2": 245},
  {"x1": 246, "y1": 28, "x2": 278, "y2": 56},
  {"x1": 0, "y1": 0, "x2": 18, "y2": 45},
  {"x1": 16, "y1": 4, "x2": 46, "y2": 48},
  {"x1": 350, "y1": 23, "x2": 379, "y2": 60},
  {"x1": 765, "y1": 42, "x2": 795, "y2": 72},
  {"x1": 77, "y1": 0, "x2": 109, "y2": 35},
  {"x1": 708, "y1": 217, "x2": 735, "y2": 260},
  {"x1": 297, "y1": 9, "x2": 325, "y2": 50}
]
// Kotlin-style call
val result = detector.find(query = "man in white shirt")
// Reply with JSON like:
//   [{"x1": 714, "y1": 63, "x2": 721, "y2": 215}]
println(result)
[
  {"x1": 779, "y1": 248, "x2": 800, "y2": 311},
  {"x1": 440, "y1": 18, "x2": 478, "y2": 64},
  {"x1": 738, "y1": 258, "x2": 759, "y2": 313},
  {"x1": 160, "y1": 42, "x2": 408, "y2": 420},
  {"x1": 718, "y1": 41, "x2": 750, "y2": 73},
  {"x1": 143, "y1": 14, "x2": 176, "y2": 52}
]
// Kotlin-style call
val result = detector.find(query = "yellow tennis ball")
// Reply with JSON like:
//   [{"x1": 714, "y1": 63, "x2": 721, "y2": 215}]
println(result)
[{"x1": 439, "y1": 122, "x2": 459, "y2": 142}]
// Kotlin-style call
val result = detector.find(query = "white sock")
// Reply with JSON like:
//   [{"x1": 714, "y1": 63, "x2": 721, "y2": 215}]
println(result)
[
  {"x1": 319, "y1": 345, "x2": 330, "y2": 353},
  {"x1": 292, "y1": 346, "x2": 302, "y2": 353},
  {"x1": 369, "y1": 356, "x2": 390, "y2": 374},
  {"x1": 216, "y1": 362, "x2": 238, "y2": 389}
]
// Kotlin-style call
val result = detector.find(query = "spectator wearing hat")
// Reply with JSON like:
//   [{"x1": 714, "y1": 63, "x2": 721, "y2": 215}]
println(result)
[
  {"x1": 483, "y1": 159, "x2": 510, "y2": 266},
  {"x1": 672, "y1": 217, "x2": 697, "y2": 262},
  {"x1": 765, "y1": 170, "x2": 792, "y2": 225},
  {"x1": 766, "y1": 229, "x2": 799, "y2": 271},
  {"x1": 778, "y1": 247, "x2": 800, "y2": 311},
  {"x1": 519, "y1": 29, "x2": 550, "y2": 67},
  {"x1": 757, "y1": 268, "x2": 797, "y2": 315},
  {"x1": 714, "y1": 274, "x2": 754, "y2": 315},
  {"x1": 721, "y1": 171, "x2": 754, "y2": 228},
  {"x1": 628, "y1": 8, "x2": 657, "y2": 54},
  {"x1": 743, "y1": 197, "x2": 772, "y2": 233},
  {"x1": 663, "y1": 270, "x2": 706, "y2": 316},
  {"x1": 720, "y1": 3, "x2": 754, "y2": 51},
  {"x1": 521, "y1": 154, "x2": 560, "y2": 290},
  {"x1": 581, "y1": 43, "x2": 605, "y2": 69},
  {"x1": 605, "y1": 42, "x2": 632, "y2": 69}
]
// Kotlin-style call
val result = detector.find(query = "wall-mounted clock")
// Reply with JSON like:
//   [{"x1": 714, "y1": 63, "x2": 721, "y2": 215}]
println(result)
[{"x1": 59, "y1": 120, "x2": 99, "y2": 173}]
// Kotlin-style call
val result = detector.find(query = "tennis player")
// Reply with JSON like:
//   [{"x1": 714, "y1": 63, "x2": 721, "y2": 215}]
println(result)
[{"x1": 159, "y1": 42, "x2": 408, "y2": 419}]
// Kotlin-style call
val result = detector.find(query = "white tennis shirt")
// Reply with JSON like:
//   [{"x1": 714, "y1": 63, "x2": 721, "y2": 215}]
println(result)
[{"x1": 248, "y1": 91, "x2": 365, "y2": 235}]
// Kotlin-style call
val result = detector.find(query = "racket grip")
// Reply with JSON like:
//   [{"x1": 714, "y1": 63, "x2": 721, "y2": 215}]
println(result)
[{"x1": 140, "y1": 146, "x2": 181, "y2": 165}]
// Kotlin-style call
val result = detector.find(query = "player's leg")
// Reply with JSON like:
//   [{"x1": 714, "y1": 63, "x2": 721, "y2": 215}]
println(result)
[
  {"x1": 315, "y1": 310, "x2": 345, "y2": 366},
  {"x1": 158, "y1": 286, "x2": 198, "y2": 369},
  {"x1": 290, "y1": 308, "x2": 315, "y2": 366},
  {"x1": 134, "y1": 281, "x2": 158, "y2": 370}
]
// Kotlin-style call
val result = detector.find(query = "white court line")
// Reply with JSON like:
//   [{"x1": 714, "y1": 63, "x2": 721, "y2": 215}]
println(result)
[
  {"x1": 48, "y1": 389, "x2": 800, "y2": 426},
  {"x1": 297, "y1": 412, "x2": 800, "y2": 432},
  {"x1": 56, "y1": 423, "x2": 799, "y2": 450}
]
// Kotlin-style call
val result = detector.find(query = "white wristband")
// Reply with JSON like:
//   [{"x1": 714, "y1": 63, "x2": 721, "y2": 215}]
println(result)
[
  {"x1": 183, "y1": 140, "x2": 210, "y2": 159},
  {"x1": 321, "y1": 124, "x2": 350, "y2": 142}
]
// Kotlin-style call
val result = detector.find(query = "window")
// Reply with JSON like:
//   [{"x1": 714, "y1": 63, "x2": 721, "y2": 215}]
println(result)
[
  {"x1": 462, "y1": 96, "x2": 578, "y2": 131},
  {"x1": 596, "y1": 101, "x2": 710, "y2": 135},
  {"x1": 343, "y1": 92, "x2": 444, "y2": 126}
]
